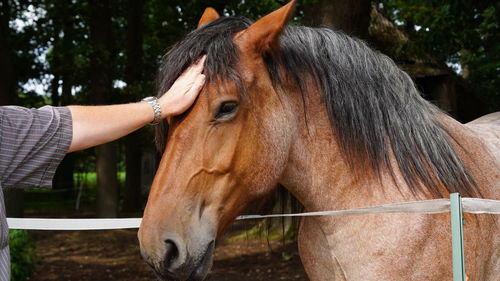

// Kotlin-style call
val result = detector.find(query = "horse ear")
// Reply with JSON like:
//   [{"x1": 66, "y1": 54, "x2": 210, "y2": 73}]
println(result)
[
  {"x1": 236, "y1": 0, "x2": 296, "y2": 54},
  {"x1": 197, "y1": 7, "x2": 220, "y2": 28}
]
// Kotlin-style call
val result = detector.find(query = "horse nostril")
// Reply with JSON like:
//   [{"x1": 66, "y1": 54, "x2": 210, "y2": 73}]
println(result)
[{"x1": 164, "y1": 239, "x2": 179, "y2": 269}]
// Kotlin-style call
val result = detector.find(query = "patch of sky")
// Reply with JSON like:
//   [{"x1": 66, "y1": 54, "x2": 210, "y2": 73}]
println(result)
[
  {"x1": 446, "y1": 61, "x2": 463, "y2": 75},
  {"x1": 113, "y1": 80, "x2": 127, "y2": 89},
  {"x1": 22, "y1": 74, "x2": 53, "y2": 96},
  {"x1": 9, "y1": 4, "x2": 46, "y2": 32}
]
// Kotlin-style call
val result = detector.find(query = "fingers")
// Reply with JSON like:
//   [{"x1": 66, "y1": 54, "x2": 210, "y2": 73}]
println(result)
[
  {"x1": 195, "y1": 55, "x2": 206, "y2": 70},
  {"x1": 158, "y1": 55, "x2": 207, "y2": 117},
  {"x1": 162, "y1": 55, "x2": 207, "y2": 96},
  {"x1": 162, "y1": 73, "x2": 205, "y2": 117},
  {"x1": 186, "y1": 74, "x2": 206, "y2": 97},
  {"x1": 179, "y1": 55, "x2": 206, "y2": 79}
]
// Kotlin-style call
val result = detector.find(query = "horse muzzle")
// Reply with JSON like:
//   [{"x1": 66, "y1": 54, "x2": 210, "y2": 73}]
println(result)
[{"x1": 139, "y1": 230, "x2": 215, "y2": 281}]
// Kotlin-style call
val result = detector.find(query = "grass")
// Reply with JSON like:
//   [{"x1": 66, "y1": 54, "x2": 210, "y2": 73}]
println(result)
[
  {"x1": 227, "y1": 218, "x2": 298, "y2": 242},
  {"x1": 24, "y1": 172, "x2": 126, "y2": 213},
  {"x1": 73, "y1": 171, "x2": 126, "y2": 189}
]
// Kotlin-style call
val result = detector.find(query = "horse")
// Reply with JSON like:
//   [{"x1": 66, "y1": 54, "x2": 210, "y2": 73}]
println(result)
[{"x1": 138, "y1": 1, "x2": 500, "y2": 280}]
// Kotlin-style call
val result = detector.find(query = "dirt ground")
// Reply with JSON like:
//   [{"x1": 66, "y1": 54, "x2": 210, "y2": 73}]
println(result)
[{"x1": 28, "y1": 229, "x2": 309, "y2": 281}]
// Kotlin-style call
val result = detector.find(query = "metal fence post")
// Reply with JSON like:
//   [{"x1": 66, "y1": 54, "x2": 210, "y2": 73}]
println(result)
[{"x1": 450, "y1": 193, "x2": 465, "y2": 281}]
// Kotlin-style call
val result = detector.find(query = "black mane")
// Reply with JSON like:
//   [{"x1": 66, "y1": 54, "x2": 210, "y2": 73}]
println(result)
[{"x1": 156, "y1": 16, "x2": 478, "y2": 197}]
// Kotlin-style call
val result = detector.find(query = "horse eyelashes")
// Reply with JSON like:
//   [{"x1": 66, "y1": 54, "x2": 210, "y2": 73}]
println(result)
[{"x1": 215, "y1": 102, "x2": 238, "y2": 119}]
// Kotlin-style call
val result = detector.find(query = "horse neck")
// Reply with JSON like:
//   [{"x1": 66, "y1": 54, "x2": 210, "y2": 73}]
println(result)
[{"x1": 279, "y1": 88, "x2": 440, "y2": 212}]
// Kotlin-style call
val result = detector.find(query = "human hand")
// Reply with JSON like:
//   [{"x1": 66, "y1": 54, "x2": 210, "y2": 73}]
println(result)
[{"x1": 159, "y1": 55, "x2": 207, "y2": 117}]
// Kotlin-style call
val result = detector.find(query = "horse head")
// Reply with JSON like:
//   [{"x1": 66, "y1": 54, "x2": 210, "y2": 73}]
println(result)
[{"x1": 138, "y1": 2, "x2": 297, "y2": 280}]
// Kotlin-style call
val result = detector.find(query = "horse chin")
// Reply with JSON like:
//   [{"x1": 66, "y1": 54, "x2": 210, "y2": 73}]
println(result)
[{"x1": 186, "y1": 241, "x2": 215, "y2": 281}]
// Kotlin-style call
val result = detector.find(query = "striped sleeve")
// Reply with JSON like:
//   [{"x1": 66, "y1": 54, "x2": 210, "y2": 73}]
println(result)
[{"x1": 0, "y1": 106, "x2": 73, "y2": 188}]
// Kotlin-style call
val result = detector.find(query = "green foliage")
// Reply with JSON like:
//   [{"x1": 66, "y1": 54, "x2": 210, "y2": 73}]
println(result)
[
  {"x1": 379, "y1": 0, "x2": 500, "y2": 105},
  {"x1": 7, "y1": 0, "x2": 497, "y2": 108},
  {"x1": 9, "y1": 230, "x2": 38, "y2": 281},
  {"x1": 16, "y1": 91, "x2": 50, "y2": 108},
  {"x1": 465, "y1": 5, "x2": 500, "y2": 102}
]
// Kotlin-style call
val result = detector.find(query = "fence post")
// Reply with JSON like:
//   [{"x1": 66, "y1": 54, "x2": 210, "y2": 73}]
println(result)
[{"x1": 450, "y1": 193, "x2": 465, "y2": 281}]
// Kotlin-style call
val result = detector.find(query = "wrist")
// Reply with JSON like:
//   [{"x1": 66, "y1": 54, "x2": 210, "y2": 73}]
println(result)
[
  {"x1": 158, "y1": 98, "x2": 172, "y2": 118},
  {"x1": 141, "y1": 96, "x2": 162, "y2": 124}
]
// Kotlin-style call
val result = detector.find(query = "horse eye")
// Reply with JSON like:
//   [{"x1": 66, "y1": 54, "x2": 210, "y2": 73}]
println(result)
[{"x1": 215, "y1": 101, "x2": 238, "y2": 119}]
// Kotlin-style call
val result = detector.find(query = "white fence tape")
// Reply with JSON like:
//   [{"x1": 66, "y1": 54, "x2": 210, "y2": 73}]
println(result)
[
  {"x1": 7, "y1": 197, "x2": 500, "y2": 230},
  {"x1": 7, "y1": 218, "x2": 142, "y2": 230},
  {"x1": 462, "y1": 198, "x2": 500, "y2": 215}
]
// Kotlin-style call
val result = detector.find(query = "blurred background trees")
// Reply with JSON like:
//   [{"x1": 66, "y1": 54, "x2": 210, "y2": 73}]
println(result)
[{"x1": 1, "y1": 0, "x2": 498, "y2": 219}]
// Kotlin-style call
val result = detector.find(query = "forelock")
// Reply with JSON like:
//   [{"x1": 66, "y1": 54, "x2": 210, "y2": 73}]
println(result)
[{"x1": 154, "y1": 16, "x2": 252, "y2": 152}]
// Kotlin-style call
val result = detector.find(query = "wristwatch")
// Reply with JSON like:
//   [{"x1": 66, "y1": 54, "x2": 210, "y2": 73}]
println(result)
[{"x1": 141, "y1": 96, "x2": 162, "y2": 125}]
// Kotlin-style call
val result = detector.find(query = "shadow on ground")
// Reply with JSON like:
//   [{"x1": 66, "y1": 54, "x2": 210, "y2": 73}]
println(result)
[{"x1": 28, "y1": 229, "x2": 308, "y2": 281}]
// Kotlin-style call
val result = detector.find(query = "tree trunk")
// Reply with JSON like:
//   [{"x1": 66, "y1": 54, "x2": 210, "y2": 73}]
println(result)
[
  {"x1": 124, "y1": 132, "x2": 142, "y2": 211},
  {"x1": 95, "y1": 144, "x2": 118, "y2": 217},
  {"x1": 89, "y1": 0, "x2": 118, "y2": 217},
  {"x1": 123, "y1": 0, "x2": 145, "y2": 212},
  {"x1": 53, "y1": 155, "x2": 75, "y2": 195},
  {"x1": 0, "y1": 0, "x2": 16, "y2": 105},
  {"x1": 50, "y1": 74, "x2": 60, "y2": 106},
  {"x1": 303, "y1": 0, "x2": 371, "y2": 40}
]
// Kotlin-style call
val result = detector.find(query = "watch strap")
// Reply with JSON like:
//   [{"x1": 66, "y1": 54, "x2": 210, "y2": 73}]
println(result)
[{"x1": 141, "y1": 97, "x2": 162, "y2": 125}]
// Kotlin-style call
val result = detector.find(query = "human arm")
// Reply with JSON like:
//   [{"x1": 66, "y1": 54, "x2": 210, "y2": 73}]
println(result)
[
  {"x1": 67, "y1": 56, "x2": 206, "y2": 152},
  {"x1": 0, "y1": 106, "x2": 72, "y2": 188}
]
